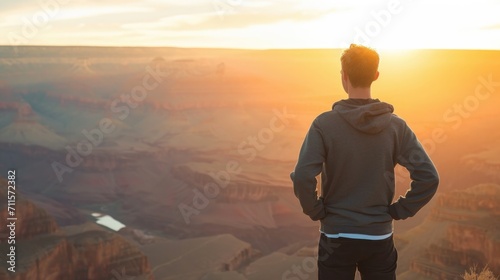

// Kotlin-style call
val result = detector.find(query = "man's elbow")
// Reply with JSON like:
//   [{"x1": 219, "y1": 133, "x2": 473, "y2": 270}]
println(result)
[
  {"x1": 427, "y1": 170, "x2": 439, "y2": 196},
  {"x1": 422, "y1": 163, "x2": 439, "y2": 188},
  {"x1": 416, "y1": 168, "x2": 439, "y2": 188},
  {"x1": 292, "y1": 170, "x2": 310, "y2": 185},
  {"x1": 431, "y1": 169, "x2": 440, "y2": 187},
  {"x1": 416, "y1": 168, "x2": 439, "y2": 198}
]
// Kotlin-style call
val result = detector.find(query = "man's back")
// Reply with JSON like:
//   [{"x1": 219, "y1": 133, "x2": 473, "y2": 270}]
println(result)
[
  {"x1": 290, "y1": 44, "x2": 439, "y2": 280},
  {"x1": 292, "y1": 98, "x2": 439, "y2": 235}
]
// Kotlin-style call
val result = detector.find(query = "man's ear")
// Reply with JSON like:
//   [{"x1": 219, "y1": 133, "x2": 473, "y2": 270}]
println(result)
[
  {"x1": 342, "y1": 70, "x2": 349, "y2": 82},
  {"x1": 373, "y1": 71, "x2": 380, "y2": 81}
]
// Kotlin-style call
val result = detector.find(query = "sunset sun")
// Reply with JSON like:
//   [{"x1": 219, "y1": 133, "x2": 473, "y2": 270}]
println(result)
[{"x1": 1, "y1": 0, "x2": 499, "y2": 50}]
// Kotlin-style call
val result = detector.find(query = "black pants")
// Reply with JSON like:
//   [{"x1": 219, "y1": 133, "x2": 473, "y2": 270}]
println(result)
[{"x1": 318, "y1": 233, "x2": 397, "y2": 280}]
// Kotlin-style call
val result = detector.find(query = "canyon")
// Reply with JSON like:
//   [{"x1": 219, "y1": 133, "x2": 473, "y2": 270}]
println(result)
[
  {"x1": 397, "y1": 184, "x2": 500, "y2": 279},
  {"x1": 0, "y1": 177, "x2": 154, "y2": 280},
  {"x1": 0, "y1": 46, "x2": 499, "y2": 279}
]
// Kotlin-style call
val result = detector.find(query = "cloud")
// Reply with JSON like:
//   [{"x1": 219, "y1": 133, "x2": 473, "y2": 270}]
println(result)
[
  {"x1": 121, "y1": 4, "x2": 339, "y2": 33},
  {"x1": 1, "y1": 0, "x2": 500, "y2": 49},
  {"x1": 0, "y1": 1, "x2": 151, "y2": 29},
  {"x1": 481, "y1": 24, "x2": 500, "y2": 30}
]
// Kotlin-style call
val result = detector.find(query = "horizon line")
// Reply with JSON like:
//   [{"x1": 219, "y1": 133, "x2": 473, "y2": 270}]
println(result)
[{"x1": 0, "y1": 45, "x2": 500, "y2": 52}]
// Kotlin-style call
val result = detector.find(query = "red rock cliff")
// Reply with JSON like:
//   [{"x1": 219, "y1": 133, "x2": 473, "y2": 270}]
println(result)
[
  {"x1": 0, "y1": 177, "x2": 154, "y2": 279},
  {"x1": 400, "y1": 184, "x2": 500, "y2": 280}
]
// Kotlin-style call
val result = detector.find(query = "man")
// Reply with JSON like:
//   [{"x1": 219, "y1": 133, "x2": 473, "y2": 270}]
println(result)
[{"x1": 290, "y1": 44, "x2": 439, "y2": 280}]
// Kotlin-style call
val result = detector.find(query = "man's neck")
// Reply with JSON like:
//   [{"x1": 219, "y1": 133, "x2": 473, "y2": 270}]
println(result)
[{"x1": 347, "y1": 87, "x2": 372, "y2": 99}]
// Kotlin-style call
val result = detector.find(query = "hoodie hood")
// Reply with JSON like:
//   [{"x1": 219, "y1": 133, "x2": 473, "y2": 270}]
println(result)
[{"x1": 332, "y1": 99, "x2": 394, "y2": 134}]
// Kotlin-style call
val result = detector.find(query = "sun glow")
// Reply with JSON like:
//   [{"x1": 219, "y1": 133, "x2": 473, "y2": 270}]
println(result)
[{"x1": 0, "y1": 0, "x2": 499, "y2": 49}]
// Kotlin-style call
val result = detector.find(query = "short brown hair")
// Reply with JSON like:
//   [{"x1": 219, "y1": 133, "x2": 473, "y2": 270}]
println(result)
[{"x1": 340, "y1": 44, "x2": 379, "y2": 88}]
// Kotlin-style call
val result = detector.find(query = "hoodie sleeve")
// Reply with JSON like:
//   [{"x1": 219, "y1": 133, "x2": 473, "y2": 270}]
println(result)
[
  {"x1": 389, "y1": 124, "x2": 439, "y2": 220},
  {"x1": 291, "y1": 118, "x2": 327, "y2": 221}
]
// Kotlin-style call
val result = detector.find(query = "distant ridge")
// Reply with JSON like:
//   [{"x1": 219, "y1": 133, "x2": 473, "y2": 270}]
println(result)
[{"x1": 0, "y1": 103, "x2": 66, "y2": 150}]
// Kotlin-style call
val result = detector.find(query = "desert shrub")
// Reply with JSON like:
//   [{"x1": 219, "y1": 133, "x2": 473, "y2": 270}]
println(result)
[{"x1": 463, "y1": 266, "x2": 498, "y2": 280}]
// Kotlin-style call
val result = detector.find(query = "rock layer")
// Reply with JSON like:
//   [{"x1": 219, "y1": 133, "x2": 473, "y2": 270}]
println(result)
[
  {"x1": 0, "y1": 177, "x2": 154, "y2": 280},
  {"x1": 399, "y1": 184, "x2": 500, "y2": 279}
]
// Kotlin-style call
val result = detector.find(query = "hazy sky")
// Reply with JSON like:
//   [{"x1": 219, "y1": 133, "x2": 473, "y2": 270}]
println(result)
[{"x1": 1, "y1": 0, "x2": 500, "y2": 50}]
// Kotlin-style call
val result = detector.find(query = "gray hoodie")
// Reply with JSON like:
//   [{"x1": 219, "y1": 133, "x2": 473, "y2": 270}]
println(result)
[{"x1": 291, "y1": 99, "x2": 439, "y2": 235}]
